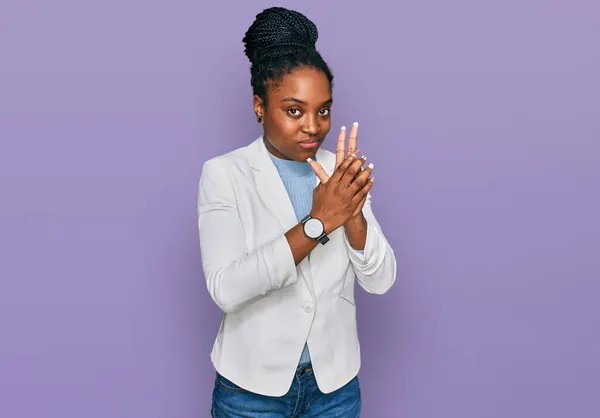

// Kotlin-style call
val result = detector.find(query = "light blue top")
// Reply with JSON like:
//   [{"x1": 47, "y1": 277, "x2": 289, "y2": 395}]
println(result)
[
  {"x1": 268, "y1": 152, "x2": 316, "y2": 365},
  {"x1": 268, "y1": 151, "x2": 364, "y2": 366}
]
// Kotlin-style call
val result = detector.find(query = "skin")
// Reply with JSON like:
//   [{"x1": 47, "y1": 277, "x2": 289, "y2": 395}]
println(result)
[
  {"x1": 253, "y1": 66, "x2": 374, "y2": 264},
  {"x1": 254, "y1": 66, "x2": 332, "y2": 162}
]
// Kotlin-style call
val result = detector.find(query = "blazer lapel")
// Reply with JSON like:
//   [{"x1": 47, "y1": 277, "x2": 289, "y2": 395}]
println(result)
[
  {"x1": 248, "y1": 137, "x2": 297, "y2": 230},
  {"x1": 247, "y1": 137, "x2": 314, "y2": 293}
]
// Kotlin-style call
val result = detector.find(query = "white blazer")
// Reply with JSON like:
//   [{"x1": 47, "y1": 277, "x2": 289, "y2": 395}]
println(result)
[{"x1": 197, "y1": 136, "x2": 397, "y2": 396}]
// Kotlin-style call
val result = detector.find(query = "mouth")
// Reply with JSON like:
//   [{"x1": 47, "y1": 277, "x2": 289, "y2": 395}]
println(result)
[{"x1": 298, "y1": 139, "x2": 322, "y2": 149}]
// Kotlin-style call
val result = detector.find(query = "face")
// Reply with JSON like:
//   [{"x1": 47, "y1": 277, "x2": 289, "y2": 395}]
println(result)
[{"x1": 254, "y1": 66, "x2": 332, "y2": 161}]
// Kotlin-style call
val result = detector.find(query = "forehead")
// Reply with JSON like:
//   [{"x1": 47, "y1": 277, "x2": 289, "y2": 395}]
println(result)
[{"x1": 269, "y1": 67, "x2": 331, "y2": 103}]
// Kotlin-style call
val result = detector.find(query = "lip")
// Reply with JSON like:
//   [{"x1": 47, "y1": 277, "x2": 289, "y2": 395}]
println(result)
[{"x1": 298, "y1": 139, "x2": 321, "y2": 149}]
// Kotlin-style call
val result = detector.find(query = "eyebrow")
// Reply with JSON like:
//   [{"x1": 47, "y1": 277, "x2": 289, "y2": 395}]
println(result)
[{"x1": 281, "y1": 97, "x2": 333, "y2": 106}]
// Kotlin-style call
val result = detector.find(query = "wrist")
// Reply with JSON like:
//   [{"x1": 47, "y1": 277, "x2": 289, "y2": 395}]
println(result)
[
  {"x1": 301, "y1": 213, "x2": 330, "y2": 245},
  {"x1": 344, "y1": 214, "x2": 367, "y2": 250},
  {"x1": 345, "y1": 212, "x2": 366, "y2": 227}
]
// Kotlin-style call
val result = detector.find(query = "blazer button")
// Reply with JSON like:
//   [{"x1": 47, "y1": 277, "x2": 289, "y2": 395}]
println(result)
[{"x1": 303, "y1": 304, "x2": 313, "y2": 313}]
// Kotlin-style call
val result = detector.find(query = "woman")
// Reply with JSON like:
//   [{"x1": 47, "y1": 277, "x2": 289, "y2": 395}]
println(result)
[{"x1": 197, "y1": 7, "x2": 397, "y2": 417}]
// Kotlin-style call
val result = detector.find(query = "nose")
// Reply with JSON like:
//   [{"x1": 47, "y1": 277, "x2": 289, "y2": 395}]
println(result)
[{"x1": 301, "y1": 114, "x2": 320, "y2": 136}]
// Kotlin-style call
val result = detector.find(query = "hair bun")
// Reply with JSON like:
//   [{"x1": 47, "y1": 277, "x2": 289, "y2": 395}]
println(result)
[{"x1": 243, "y1": 7, "x2": 319, "y2": 64}]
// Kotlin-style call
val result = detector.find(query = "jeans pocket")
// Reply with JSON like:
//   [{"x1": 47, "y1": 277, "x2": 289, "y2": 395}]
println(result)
[
  {"x1": 216, "y1": 373, "x2": 247, "y2": 392},
  {"x1": 352, "y1": 375, "x2": 361, "y2": 394}
]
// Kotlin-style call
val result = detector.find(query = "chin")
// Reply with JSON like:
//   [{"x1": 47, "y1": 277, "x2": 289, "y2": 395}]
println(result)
[
  {"x1": 296, "y1": 150, "x2": 317, "y2": 162},
  {"x1": 304, "y1": 146, "x2": 320, "y2": 158},
  {"x1": 284, "y1": 144, "x2": 321, "y2": 162}
]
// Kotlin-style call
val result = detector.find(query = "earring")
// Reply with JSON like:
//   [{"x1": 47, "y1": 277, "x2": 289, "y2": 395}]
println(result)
[{"x1": 257, "y1": 116, "x2": 263, "y2": 123}]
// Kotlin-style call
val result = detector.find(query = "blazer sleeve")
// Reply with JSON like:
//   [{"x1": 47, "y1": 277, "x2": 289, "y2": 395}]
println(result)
[
  {"x1": 197, "y1": 159, "x2": 299, "y2": 313},
  {"x1": 343, "y1": 191, "x2": 397, "y2": 294}
]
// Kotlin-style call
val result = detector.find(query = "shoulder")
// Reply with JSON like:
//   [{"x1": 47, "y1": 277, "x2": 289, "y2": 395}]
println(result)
[
  {"x1": 197, "y1": 140, "x2": 257, "y2": 207},
  {"x1": 200, "y1": 139, "x2": 257, "y2": 177}
]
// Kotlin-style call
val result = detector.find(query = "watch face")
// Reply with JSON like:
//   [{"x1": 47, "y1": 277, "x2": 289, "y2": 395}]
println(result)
[{"x1": 304, "y1": 218, "x2": 324, "y2": 239}]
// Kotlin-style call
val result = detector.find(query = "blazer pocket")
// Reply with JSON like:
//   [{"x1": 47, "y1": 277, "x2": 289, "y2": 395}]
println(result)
[
  {"x1": 339, "y1": 294, "x2": 356, "y2": 307},
  {"x1": 340, "y1": 266, "x2": 356, "y2": 307}
]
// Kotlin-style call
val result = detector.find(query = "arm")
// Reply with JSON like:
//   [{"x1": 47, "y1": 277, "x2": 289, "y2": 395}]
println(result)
[
  {"x1": 344, "y1": 214, "x2": 367, "y2": 251},
  {"x1": 197, "y1": 160, "x2": 317, "y2": 314},
  {"x1": 343, "y1": 191, "x2": 397, "y2": 294}
]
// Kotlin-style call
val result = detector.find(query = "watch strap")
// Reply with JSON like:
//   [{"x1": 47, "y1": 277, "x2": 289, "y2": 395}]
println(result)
[{"x1": 316, "y1": 232, "x2": 330, "y2": 245}]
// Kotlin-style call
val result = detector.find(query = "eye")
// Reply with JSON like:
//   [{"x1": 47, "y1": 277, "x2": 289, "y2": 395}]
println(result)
[
  {"x1": 319, "y1": 108, "x2": 331, "y2": 116},
  {"x1": 287, "y1": 108, "x2": 302, "y2": 117}
]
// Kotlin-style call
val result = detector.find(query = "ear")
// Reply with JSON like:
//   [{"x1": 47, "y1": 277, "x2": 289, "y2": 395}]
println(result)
[{"x1": 253, "y1": 95, "x2": 264, "y2": 120}]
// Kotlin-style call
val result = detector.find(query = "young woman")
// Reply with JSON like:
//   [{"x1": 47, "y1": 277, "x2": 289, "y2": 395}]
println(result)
[{"x1": 198, "y1": 7, "x2": 397, "y2": 417}]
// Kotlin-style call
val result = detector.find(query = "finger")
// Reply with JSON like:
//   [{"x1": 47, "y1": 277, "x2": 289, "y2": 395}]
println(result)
[
  {"x1": 335, "y1": 126, "x2": 346, "y2": 168},
  {"x1": 340, "y1": 155, "x2": 367, "y2": 187},
  {"x1": 349, "y1": 162, "x2": 374, "y2": 192},
  {"x1": 349, "y1": 150, "x2": 364, "y2": 181},
  {"x1": 352, "y1": 176, "x2": 374, "y2": 204},
  {"x1": 347, "y1": 121, "x2": 358, "y2": 156},
  {"x1": 306, "y1": 157, "x2": 330, "y2": 184},
  {"x1": 330, "y1": 152, "x2": 358, "y2": 183}
]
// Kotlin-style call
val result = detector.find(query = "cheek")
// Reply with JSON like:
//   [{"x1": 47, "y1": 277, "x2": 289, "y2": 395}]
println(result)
[
  {"x1": 279, "y1": 116, "x2": 302, "y2": 132},
  {"x1": 318, "y1": 119, "x2": 331, "y2": 136},
  {"x1": 272, "y1": 118, "x2": 302, "y2": 142},
  {"x1": 265, "y1": 116, "x2": 299, "y2": 146},
  {"x1": 271, "y1": 114, "x2": 299, "y2": 133}
]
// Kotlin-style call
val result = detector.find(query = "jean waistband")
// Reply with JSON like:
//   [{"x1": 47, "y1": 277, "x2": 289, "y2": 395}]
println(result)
[{"x1": 296, "y1": 362, "x2": 313, "y2": 377}]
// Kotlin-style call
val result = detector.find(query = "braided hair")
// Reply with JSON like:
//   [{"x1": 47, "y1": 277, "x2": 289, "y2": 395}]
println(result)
[{"x1": 242, "y1": 7, "x2": 334, "y2": 104}]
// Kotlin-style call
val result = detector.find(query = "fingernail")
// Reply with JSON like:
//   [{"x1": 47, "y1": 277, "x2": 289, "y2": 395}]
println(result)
[
  {"x1": 306, "y1": 158, "x2": 312, "y2": 162},
  {"x1": 370, "y1": 177, "x2": 375, "y2": 182},
  {"x1": 341, "y1": 126, "x2": 346, "y2": 130},
  {"x1": 361, "y1": 155, "x2": 367, "y2": 160},
  {"x1": 353, "y1": 121, "x2": 359, "y2": 127},
  {"x1": 368, "y1": 162, "x2": 374, "y2": 169}
]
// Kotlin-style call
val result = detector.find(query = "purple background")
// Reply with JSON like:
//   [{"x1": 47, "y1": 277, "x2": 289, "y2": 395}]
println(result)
[{"x1": 1, "y1": 0, "x2": 599, "y2": 417}]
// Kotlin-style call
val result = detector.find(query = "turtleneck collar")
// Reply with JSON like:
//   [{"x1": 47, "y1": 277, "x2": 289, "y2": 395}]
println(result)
[{"x1": 267, "y1": 150, "x2": 315, "y2": 179}]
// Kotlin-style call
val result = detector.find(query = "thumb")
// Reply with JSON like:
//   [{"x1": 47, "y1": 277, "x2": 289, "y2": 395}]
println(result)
[{"x1": 307, "y1": 158, "x2": 330, "y2": 184}]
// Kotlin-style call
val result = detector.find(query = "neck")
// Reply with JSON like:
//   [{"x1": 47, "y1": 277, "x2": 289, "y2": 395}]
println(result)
[{"x1": 263, "y1": 136, "x2": 293, "y2": 161}]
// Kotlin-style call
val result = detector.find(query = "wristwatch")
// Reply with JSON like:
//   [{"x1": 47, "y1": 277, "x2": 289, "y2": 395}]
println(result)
[{"x1": 301, "y1": 215, "x2": 329, "y2": 245}]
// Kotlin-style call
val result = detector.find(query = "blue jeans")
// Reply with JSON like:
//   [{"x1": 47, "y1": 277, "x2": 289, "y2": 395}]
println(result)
[{"x1": 211, "y1": 363, "x2": 362, "y2": 417}]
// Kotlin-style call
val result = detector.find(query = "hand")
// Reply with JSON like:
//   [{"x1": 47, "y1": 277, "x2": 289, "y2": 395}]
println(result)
[
  {"x1": 335, "y1": 123, "x2": 371, "y2": 218},
  {"x1": 307, "y1": 126, "x2": 374, "y2": 233}
]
